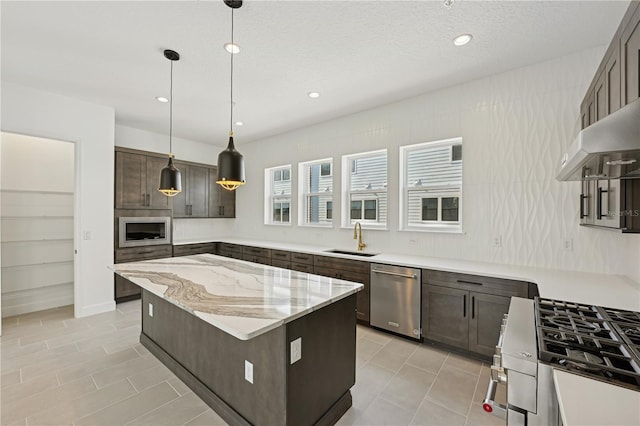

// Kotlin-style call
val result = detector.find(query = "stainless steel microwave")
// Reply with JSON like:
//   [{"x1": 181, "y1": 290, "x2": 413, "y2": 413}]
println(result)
[{"x1": 118, "y1": 216, "x2": 171, "y2": 248}]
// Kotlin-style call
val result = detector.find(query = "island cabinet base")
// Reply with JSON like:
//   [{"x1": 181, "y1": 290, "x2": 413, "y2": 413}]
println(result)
[{"x1": 140, "y1": 290, "x2": 357, "y2": 426}]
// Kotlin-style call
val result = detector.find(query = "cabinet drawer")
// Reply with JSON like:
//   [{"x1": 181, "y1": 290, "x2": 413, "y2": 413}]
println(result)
[
  {"x1": 271, "y1": 259, "x2": 292, "y2": 270},
  {"x1": 218, "y1": 250, "x2": 243, "y2": 260},
  {"x1": 242, "y1": 254, "x2": 271, "y2": 266},
  {"x1": 242, "y1": 246, "x2": 272, "y2": 258},
  {"x1": 173, "y1": 243, "x2": 215, "y2": 257},
  {"x1": 314, "y1": 255, "x2": 369, "y2": 274},
  {"x1": 219, "y1": 243, "x2": 243, "y2": 254},
  {"x1": 115, "y1": 245, "x2": 173, "y2": 263},
  {"x1": 422, "y1": 269, "x2": 529, "y2": 298},
  {"x1": 290, "y1": 252, "x2": 314, "y2": 265},
  {"x1": 312, "y1": 266, "x2": 368, "y2": 284},
  {"x1": 290, "y1": 262, "x2": 314, "y2": 273},
  {"x1": 271, "y1": 250, "x2": 291, "y2": 261}
]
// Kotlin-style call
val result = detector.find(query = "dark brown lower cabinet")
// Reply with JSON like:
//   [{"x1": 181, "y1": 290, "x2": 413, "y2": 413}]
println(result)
[
  {"x1": 423, "y1": 284, "x2": 511, "y2": 358},
  {"x1": 422, "y1": 269, "x2": 529, "y2": 359},
  {"x1": 314, "y1": 256, "x2": 370, "y2": 324},
  {"x1": 422, "y1": 285, "x2": 468, "y2": 349},
  {"x1": 114, "y1": 245, "x2": 173, "y2": 303}
]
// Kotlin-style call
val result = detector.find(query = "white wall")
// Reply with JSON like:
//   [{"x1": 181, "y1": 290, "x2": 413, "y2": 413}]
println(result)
[
  {"x1": 115, "y1": 125, "x2": 235, "y2": 242},
  {"x1": 234, "y1": 47, "x2": 640, "y2": 283},
  {"x1": 1, "y1": 82, "x2": 116, "y2": 318},
  {"x1": 1, "y1": 133, "x2": 75, "y2": 316}
]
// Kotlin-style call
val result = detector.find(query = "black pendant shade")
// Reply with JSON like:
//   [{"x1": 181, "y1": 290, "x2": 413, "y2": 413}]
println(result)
[
  {"x1": 159, "y1": 155, "x2": 182, "y2": 196},
  {"x1": 216, "y1": 134, "x2": 245, "y2": 191},
  {"x1": 216, "y1": 0, "x2": 245, "y2": 192},
  {"x1": 158, "y1": 49, "x2": 182, "y2": 197}
]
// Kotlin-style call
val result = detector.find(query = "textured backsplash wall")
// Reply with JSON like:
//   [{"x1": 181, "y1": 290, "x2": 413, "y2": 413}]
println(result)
[{"x1": 231, "y1": 47, "x2": 640, "y2": 282}]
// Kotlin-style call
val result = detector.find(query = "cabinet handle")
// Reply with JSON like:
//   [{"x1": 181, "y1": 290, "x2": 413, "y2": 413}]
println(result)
[
  {"x1": 597, "y1": 186, "x2": 608, "y2": 220},
  {"x1": 221, "y1": 206, "x2": 224, "y2": 216},
  {"x1": 472, "y1": 296, "x2": 475, "y2": 319},
  {"x1": 580, "y1": 194, "x2": 587, "y2": 219},
  {"x1": 142, "y1": 193, "x2": 146, "y2": 206},
  {"x1": 457, "y1": 279, "x2": 483, "y2": 286},
  {"x1": 146, "y1": 194, "x2": 150, "y2": 207},
  {"x1": 463, "y1": 294, "x2": 467, "y2": 317}
]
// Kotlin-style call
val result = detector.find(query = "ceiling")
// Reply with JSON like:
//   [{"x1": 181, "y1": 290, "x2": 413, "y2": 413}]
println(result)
[{"x1": 1, "y1": 1, "x2": 630, "y2": 147}]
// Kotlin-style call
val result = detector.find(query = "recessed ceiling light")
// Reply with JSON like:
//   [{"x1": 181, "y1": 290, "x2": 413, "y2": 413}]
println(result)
[
  {"x1": 308, "y1": 92, "x2": 320, "y2": 99},
  {"x1": 156, "y1": 96, "x2": 169, "y2": 103},
  {"x1": 235, "y1": 121, "x2": 244, "y2": 126},
  {"x1": 453, "y1": 34, "x2": 473, "y2": 46},
  {"x1": 224, "y1": 43, "x2": 240, "y2": 54}
]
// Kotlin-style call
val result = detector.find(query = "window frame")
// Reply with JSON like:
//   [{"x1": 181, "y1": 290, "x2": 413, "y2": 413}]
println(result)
[
  {"x1": 264, "y1": 164, "x2": 293, "y2": 226},
  {"x1": 341, "y1": 149, "x2": 388, "y2": 229},
  {"x1": 399, "y1": 138, "x2": 463, "y2": 233},
  {"x1": 298, "y1": 158, "x2": 334, "y2": 227}
]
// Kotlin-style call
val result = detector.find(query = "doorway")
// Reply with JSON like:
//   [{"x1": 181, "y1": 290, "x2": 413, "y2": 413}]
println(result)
[{"x1": 0, "y1": 132, "x2": 76, "y2": 332}]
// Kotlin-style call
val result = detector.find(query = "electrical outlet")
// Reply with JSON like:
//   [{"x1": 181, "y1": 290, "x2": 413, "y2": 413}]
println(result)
[
  {"x1": 409, "y1": 238, "x2": 419, "y2": 245},
  {"x1": 83, "y1": 231, "x2": 92, "y2": 240},
  {"x1": 245, "y1": 360, "x2": 253, "y2": 384},
  {"x1": 492, "y1": 236, "x2": 502, "y2": 247},
  {"x1": 562, "y1": 239, "x2": 573, "y2": 252},
  {"x1": 290, "y1": 337, "x2": 302, "y2": 364},
  {"x1": 148, "y1": 303, "x2": 153, "y2": 317}
]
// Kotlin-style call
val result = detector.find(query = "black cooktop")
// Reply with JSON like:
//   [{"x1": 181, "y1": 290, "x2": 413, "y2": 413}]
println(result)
[{"x1": 535, "y1": 297, "x2": 640, "y2": 391}]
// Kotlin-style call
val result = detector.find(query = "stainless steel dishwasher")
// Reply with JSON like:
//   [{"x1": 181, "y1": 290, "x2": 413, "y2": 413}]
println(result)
[{"x1": 370, "y1": 264, "x2": 421, "y2": 339}]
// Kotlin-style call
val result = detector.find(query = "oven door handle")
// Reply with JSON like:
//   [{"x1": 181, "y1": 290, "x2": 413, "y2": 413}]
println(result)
[{"x1": 482, "y1": 377, "x2": 507, "y2": 419}]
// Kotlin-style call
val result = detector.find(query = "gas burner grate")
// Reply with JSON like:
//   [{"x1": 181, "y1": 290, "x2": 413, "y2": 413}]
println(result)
[{"x1": 535, "y1": 297, "x2": 640, "y2": 391}]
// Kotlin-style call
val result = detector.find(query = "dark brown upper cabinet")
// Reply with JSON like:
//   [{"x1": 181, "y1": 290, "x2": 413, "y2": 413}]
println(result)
[
  {"x1": 115, "y1": 150, "x2": 171, "y2": 209},
  {"x1": 172, "y1": 162, "x2": 209, "y2": 218}
]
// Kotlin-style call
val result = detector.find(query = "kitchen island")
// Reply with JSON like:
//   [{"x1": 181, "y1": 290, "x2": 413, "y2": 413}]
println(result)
[{"x1": 113, "y1": 254, "x2": 363, "y2": 426}]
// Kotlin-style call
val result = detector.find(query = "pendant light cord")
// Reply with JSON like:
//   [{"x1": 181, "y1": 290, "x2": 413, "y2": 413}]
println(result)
[
  {"x1": 169, "y1": 58, "x2": 174, "y2": 155},
  {"x1": 230, "y1": 8, "x2": 234, "y2": 136}
]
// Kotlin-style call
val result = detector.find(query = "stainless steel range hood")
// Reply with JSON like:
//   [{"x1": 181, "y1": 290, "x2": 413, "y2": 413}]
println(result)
[{"x1": 556, "y1": 99, "x2": 640, "y2": 181}]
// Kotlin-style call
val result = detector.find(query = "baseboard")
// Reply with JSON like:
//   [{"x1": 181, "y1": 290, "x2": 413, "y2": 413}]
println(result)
[{"x1": 75, "y1": 300, "x2": 116, "y2": 318}]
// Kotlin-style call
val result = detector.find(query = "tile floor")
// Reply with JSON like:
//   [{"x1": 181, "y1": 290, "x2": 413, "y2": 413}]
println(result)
[{"x1": 1, "y1": 301, "x2": 505, "y2": 426}]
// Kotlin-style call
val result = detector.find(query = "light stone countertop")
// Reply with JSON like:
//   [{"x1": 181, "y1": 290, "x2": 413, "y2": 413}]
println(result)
[
  {"x1": 553, "y1": 370, "x2": 640, "y2": 426},
  {"x1": 112, "y1": 254, "x2": 363, "y2": 340},
  {"x1": 174, "y1": 237, "x2": 640, "y2": 311}
]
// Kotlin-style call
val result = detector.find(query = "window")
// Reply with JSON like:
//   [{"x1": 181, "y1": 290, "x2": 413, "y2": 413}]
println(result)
[
  {"x1": 264, "y1": 165, "x2": 292, "y2": 225},
  {"x1": 341, "y1": 150, "x2": 387, "y2": 228},
  {"x1": 298, "y1": 158, "x2": 333, "y2": 226},
  {"x1": 400, "y1": 138, "x2": 462, "y2": 232}
]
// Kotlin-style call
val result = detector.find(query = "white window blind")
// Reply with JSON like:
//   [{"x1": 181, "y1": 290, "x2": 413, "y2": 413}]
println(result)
[
  {"x1": 341, "y1": 150, "x2": 387, "y2": 228},
  {"x1": 264, "y1": 165, "x2": 292, "y2": 225},
  {"x1": 298, "y1": 158, "x2": 333, "y2": 226},
  {"x1": 400, "y1": 138, "x2": 462, "y2": 232}
]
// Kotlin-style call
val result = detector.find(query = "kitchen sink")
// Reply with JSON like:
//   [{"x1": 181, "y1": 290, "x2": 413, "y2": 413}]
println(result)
[{"x1": 324, "y1": 249, "x2": 378, "y2": 257}]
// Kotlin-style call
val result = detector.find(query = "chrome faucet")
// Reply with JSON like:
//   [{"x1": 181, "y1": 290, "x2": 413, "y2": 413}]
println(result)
[{"x1": 353, "y1": 222, "x2": 366, "y2": 251}]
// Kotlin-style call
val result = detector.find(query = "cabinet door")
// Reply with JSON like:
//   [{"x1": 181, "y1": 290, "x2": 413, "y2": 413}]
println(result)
[
  {"x1": 209, "y1": 169, "x2": 236, "y2": 218},
  {"x1": 219, "y1": 185, "x2": 236, "y2": 217},
  {"x1": 146, "y1": 156, "x2": 172, "y2": 209},
  {"x1": 580, "y1": 98, "x2": 589, "y2": 130},
  {"x1": 115, "y1": 152, "x2": 146, "y2": 208},
  {"x1": 468, "y1": 292, "x2": 510, "y2": 357},
  {"x1": 587, "y1": 89, "x2": 596, "y2": 126},
  {"x1": 622, "y1": 7, "x2": 640, "y2": 105},
  {"x1": 605, "y1": 44, "x2": 621, "y2": 115},
  {"x1": 188, "y1": 165, "x2": 209, "y2": 217},
  {"x1": 422, "y1": 284, "x2": 468, "y2": 350},
  {"x1": 172, "y1": 162, "x2": 189, "y2": 217},
  {"x1": 594, "y1": 70, "x2": 606, "y2": 122}
]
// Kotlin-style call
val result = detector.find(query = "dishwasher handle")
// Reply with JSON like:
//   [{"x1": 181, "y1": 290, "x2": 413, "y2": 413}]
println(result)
[{"x1": 371, "y1": 269, "x2": 417, "y2": 280}]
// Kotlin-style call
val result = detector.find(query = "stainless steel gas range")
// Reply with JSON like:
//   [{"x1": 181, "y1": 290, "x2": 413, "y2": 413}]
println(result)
[{"x1": 483, "y1": 297, "x2": 640, "y2": 425}]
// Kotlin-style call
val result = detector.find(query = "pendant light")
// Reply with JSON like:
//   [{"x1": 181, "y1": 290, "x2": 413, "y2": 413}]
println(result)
[
  {"x1": 159, "y1": 49, "x2": 182, "y2": 197},
  {"x1": 216, "y1": 0, "x2": 246, "y2": 191}
]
